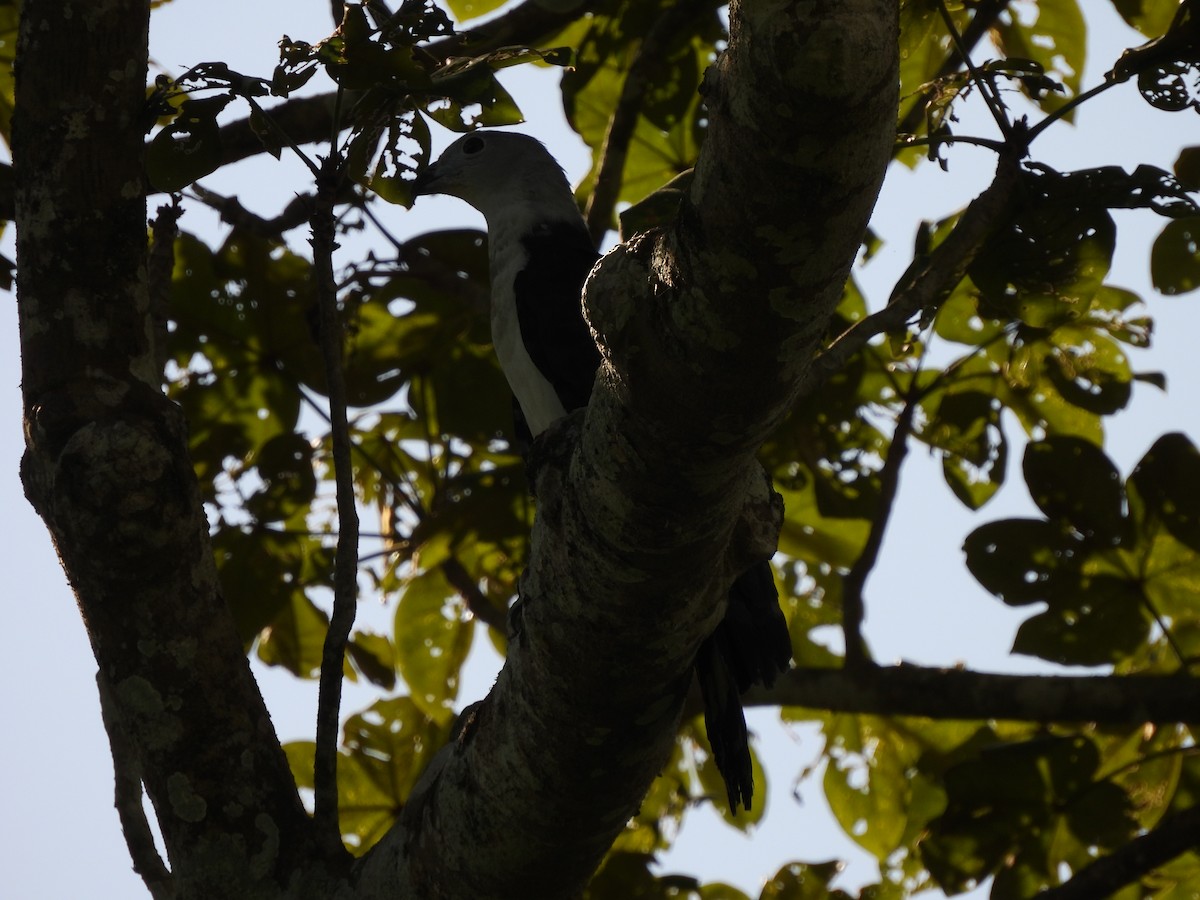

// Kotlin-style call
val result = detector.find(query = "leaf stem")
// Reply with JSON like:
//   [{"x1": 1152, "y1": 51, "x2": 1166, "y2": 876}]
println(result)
[{"x1": 935, "y1": 0, "x2": 1018, "y2": 147}]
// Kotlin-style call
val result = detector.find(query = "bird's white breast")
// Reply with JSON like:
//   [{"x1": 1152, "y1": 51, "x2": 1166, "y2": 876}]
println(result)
[{"x1": 488, "y1": 230, "x2": 567, "y2": 437}]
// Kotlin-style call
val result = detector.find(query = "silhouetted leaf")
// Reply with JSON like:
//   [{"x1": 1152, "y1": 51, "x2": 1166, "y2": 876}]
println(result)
[
  {"x1": 256, "y1": 592, "x2": 330, "y2": 677},
  {"x1": 964, "y1": 519, "x2": 1086, "y2": 606},
  {"x1": 245, "y1": 433, "x2": 317, "y2": 522},
  {"x1": 1024, "y1": 437, "x2": 1125, "y2": 541},
  {"x1": 1129, "y1": 432, "x2": 1200, "y2": 552},
  {"x1": 1013, "y1": 575, "x2": 1149, "y2": 665},
  {"x1": 147, "y1": 94, "x2": 233, "y2": 191},
  {"x1": 1151, "y1": 216, "x2": 1200, "y2": 295},
  {"x1": 760, "y1": 860, "x2": 853, "y2": 900},
  {"x1": 348, "y1": 631, "x2": 397, "y2": 690}
]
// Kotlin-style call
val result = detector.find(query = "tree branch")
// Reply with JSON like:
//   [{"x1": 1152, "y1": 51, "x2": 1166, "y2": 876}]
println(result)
[
  {"x1": 190, "y1": 183, "x2": 317, "y2": 238},
  {"x1": 750, "y1": 664, "x2": 1200, "y2": 724},
  {"x1": 311, "y1": 149, "x2": 359, "y2": 863},
  {"x1": 801, "y1": 154, "x2": 1023, "y2": 399},
  {"x1": 841, "y1": 390, "x2": 917, "y2": 668},
  {"x1": 582, "y1": 0, "x2": 708, "y2": 243},
  {"x1": 1037, "y1": 803, "x2": 1200, "y2": 899},
  {"x1": 97, "y1": 675, "x2": 175, "y2": 900}
]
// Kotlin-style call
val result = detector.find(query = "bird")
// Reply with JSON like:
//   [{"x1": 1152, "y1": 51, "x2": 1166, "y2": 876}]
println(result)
[{"x1": 413, "y1": 130, "x2": 792, "y2": 814}]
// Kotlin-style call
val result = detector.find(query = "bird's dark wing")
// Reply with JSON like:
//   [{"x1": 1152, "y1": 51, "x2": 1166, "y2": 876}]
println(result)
[{"x1": 514, "y1": 222, "x2": 602, "y2": 415}]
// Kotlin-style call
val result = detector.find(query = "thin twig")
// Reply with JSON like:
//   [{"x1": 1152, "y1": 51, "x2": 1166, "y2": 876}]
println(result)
[
  {"x1": 97, "y1": 676, "x2": 175, "y2": 900},
  {"x1": 936, "y1": 0, "x2": 1017, "y2": 145},
  {"x1": 897, "y1": 0, "x2": 1010, "y2": 139},
  {"x1": 0, "y1": 1, "x2": 612, "y2": 222},
  {"x1": 311, "y1": 146, "x2": 358, "y2": 862},
  {"x1": 1036, "y1": 803, "x2": 1200, "y2": 899},
  {"x1": 242, "y1": 94, "x2": 321, "y2": 178},
  {"x1": 583, "y1": 0, "x2": 708, "y2": 243},
  {"x1": 1026, "y1": 77, "x2": 1120, "y2": 142},
  {"x1": 840, "y1": 386, "x2": 919, "y2": 669},
  {"x1": 896, "y1": 133, "x2": 1008, "y2": 154},
  {"x1": 295, "y1": 384, "x2": 426, "y2": 516},
  {"x1": 189, "y1": 184, "x2": 317, "y2": 239},
  {"x1": 747, "y1": 664, "x2": 1200, "y2": 724},
  {"x1": 801, "y1": 155, "x2": 1023, "y2": 399}
]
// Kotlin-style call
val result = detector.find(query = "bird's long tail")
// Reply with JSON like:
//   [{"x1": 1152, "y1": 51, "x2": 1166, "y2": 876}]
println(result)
[
  {"x1": 698, "y1": 560, "x2": 793, "y2": 814},
  {"x1": 695, "y1": 634, "x2": 753, "y2": 815}
]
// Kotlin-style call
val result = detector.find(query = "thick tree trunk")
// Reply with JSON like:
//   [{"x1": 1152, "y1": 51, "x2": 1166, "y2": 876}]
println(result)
[{"x1": 14, "y1": 2, "x2": 320, "y2": 897}]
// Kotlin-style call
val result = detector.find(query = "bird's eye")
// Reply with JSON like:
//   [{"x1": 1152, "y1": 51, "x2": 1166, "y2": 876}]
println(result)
[{"x1": 463, "y1": 136, "x2": 484, "y2": 155}]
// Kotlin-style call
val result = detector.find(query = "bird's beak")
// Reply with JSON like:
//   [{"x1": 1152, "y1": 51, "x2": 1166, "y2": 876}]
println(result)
[{"x1": 412, "y1": 161, "x2": 440, "y2": 197}]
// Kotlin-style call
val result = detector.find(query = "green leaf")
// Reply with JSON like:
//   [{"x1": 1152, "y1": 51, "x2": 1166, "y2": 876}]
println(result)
[
  {"x1": 1023, "y1": 437, "x2": 1125, "y2": 541},
  {"x1": 256, "y1": 593, "x2": 330, "y2": 678},
  {"x1": 285, "y1": 697, "x2": 453, "y2": 855},
  {"x1": 338, "y1": 697, "x2": 450, "y2": 852},
  {"x1": 347, "y1": 631, "x2": 397, "y2": 690},
  {"x1": 760, "y1": 860, "x2": 850, "y2": 900},
  {"x1": 921, "y1": 736, "x2": 1104, "y2": 894},
  {"x1": 1109, "y1": 0, "x2": 1184, "y2": 37},
  {"x1": 970, "y1": 190, "x2": 1115, "y2": 328},
  {"x1": 1012, "y1": 575, "x2": 1149, "y2": 665},
  {"x1": 611, "y1": 740, "x2": 689, "y2": 855},
  {"x1": 1151, "y1": 216, "x2": 1200, "y2": 295},
  {"x1": 213, "y1": 525, "x2": 332, "y2": 645},
  {"x1": 922, "y1": 390, "x2": 1007, "y2": 510},
  {"x1": 1129, "y1": 432, "x2": 1200, "y2": 553},
  {"x1": 442, "y1": 0, "x2": 507, "y2": 22},
  {"x1": 563, "y1": 7, "x2": 717, "y2": 210},
  {"x1": 619, "y1": 168, "x2": 693, "y2": 239},
  {"x1": 993, "y1": 0, "x2": 1086, "y2": 113},
  {"x1": 933, "y1": 278, "x2": 1006, "y2": 346},
  {"x1": 964, "y1": 518, "x2": 1086, "y2": 606},
  {"x1": 1175, "y1": 146, "x2": 1200, "y2": 190},
  {"x1": 327, "y1": 4, "x2": 428, "y2": 90},
  {"x1": 394, "y1": 567, "x2": 474, "y2": 722},
  {"x1": 823, "y1": 723, "x2": 909, "y2": 860},
  {"x1": 146, "y1": 94, "x2": 233, "y2": 192},
  {"x1": 584, "y1": 852, "x2": 704, "y2": 900}
]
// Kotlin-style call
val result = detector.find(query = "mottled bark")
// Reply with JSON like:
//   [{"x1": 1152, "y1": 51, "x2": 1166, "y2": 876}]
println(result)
[{"x1": 14, "y1": 1, "x2": 320, "y2": 897}]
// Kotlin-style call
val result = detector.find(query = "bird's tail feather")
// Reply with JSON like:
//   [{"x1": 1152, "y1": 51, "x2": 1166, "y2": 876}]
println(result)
[
  {"x1": 697, "y1": 560, "x2": 792, "y2": 814},
  {"x1": 719, "y1": 561, "x2": 793, "y2": 692},
  {"x1": 695, "y1": 635, "x2": 753, "y2": 815}
]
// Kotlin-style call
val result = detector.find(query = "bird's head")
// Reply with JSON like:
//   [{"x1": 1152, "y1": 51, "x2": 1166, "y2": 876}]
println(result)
[{"x1": 412, "y1": 130, "x2": 583, "y2": 230}]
